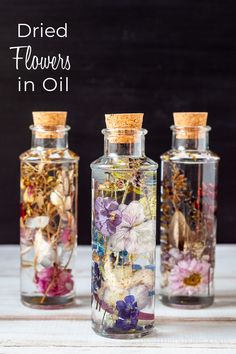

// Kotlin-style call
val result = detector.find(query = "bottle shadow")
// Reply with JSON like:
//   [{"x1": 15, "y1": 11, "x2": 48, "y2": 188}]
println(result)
[
  {"x1": 212, "y1": 295, "x2": 236, "y2": 309},
  {"x1": 69, "y1": 295, "x2": 91, "y2": 308}
]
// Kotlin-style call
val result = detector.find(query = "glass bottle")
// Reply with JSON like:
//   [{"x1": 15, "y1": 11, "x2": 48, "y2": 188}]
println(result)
[
  {"x1": 91, "y1": 113, "x2": 158, "y2": 338},
  {"x1": 20, "y1": 112, "x2": 79, "y2": 308},
  {"x1": 160, "y1": 112, "x2": 219, "y2": 308}
]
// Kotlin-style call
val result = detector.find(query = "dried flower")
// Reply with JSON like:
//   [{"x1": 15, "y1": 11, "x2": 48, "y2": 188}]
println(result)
[
  {"x1": 92, "y1": 229, "x2": 105, "y2": 257},
  {"x1": 168, "y1": 210, "x2": 193, "y2": 250},
  {"x1": 61, "y1": 227, "x2": 75, "y2": 248},
  {"x1": 99, "y1": 259, "x2": 154, "y2": 309},
  {"x1": 20, "y1": 225, "x2": 35, "y2": 247},
  {"x1": 116, "y1": 179, "x2": 125, "y2": 190},
  {"x1": 110, "y1": 201, "x2": 155, "y2": 253},
  {"x1": 65, "y1": 196, "x2": 72, "y2": 210},
  {"x1": 25, "y1": 215, "x2": 49, "y2": 229},
  {"x1": 169, "y1": 258, "x2": 210, "y2": 296},
  {"x1": 35, "y1": 265, "x2": 74, "y2": 296},
  {"x1": 20, "y1": 203, "x2": 27, "y2": 220},
  {"x1": 171, "y1": 165, "x2": 188, "y2": 207},
  {"x1": 100, "y1": 286, "x2": 128, "y2": 308},
  {"x1": 161, "y1": 247, "x2": 184, "y2": 271},
  {"x1": 20, "y1": 151, "x2": 77, "y2": 304},
  {"x1": 129, "y1": 284, "x2": 151, "y2": 310},
  {"x1": 91, "y1": 155, "x2": 157, "y2": 331},
  {"x1": 23, "y1": 186, "x2": 34, "y2": 203},
  {"x1": 139, "y1": 194, "x2": 156, "y2": 219},
  {"x1": 34, "y1": 230, "x2": 56, "y2": 267},
  {"x1": 92, "y1": 262, "x2": 103, "y2": 292},
  {"x1": 115, "y1": 295, "x2": 139, "y2": 331},
  {"x1": 50, "y1": 191, "x2": 63, "y2": 207},
  {"x1": 131, "y1": 268, "x2": 154, "y2": 289},
  {"x1": 95, "y1": 197, "x2": 122, "y2": 237}
]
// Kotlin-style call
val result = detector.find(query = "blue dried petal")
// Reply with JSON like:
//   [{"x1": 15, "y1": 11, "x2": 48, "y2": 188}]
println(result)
[
  {"x1": 132, "y1": 264, "x2": 142, "y2": 270},
  {"x1": 144, "y1": 264, "x2": 155, "y2": 271}
]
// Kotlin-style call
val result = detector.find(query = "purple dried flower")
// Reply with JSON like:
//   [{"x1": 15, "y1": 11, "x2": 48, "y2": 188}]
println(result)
[
  {"x1": 95, "y1": 197, "x2": 122, "y2": 236},
  {"x1": 115, "y1": 295, "x2": 139, "y2": 331},
  {"x1": 91, "y1": 262, "x2": 102, "y2": 292}
]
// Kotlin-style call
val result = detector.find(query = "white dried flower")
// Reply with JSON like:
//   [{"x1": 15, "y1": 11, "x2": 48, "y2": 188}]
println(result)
[
  {"x1": 50, "y1": 191, "x2": 64, "y2": 207},
  {"x1": 129, "y1": 284, "x2": 151, "y2": 309},
  {"x1": 25, "y1": 215, "x2": 49, "y2": 229},
  {"x1": 34, "y1": 229, "x2": 56, "y2": 267}
]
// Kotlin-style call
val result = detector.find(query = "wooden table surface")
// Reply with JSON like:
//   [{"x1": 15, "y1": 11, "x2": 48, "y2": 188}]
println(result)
[{"x1": 0, "y1": 245, "x2": 236, "y2": 353}]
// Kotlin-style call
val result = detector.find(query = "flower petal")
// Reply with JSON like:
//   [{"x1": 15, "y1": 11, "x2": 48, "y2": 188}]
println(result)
[
  {"x1": 25, "y1": 216, "x2": 49, "y2": 229},
  {"x1": 116, "y1": 300, "x2": 126, "y2": 311},
  {"x1": 124, "y1": 295, "x2": 135, "y2": 305},
  {"x1": 122, "y1": 201, "x2": 145, "y2": 226}
]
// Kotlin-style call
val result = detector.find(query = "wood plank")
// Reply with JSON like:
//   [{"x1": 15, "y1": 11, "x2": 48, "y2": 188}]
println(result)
[
  {"x1": 0, "y1": 320, "x2": 235, "y2": 348},
  {"x1": 0, "y1": 246, "x2": 235, "y2": 321},
  {"x1": 0, "y1": 276, "x2": 236, "y2": 321},
  {"x1": 0, "y1": 245, "x2": 236, "y2": 278},
  {"x1": 0, "y1": 245, "x2": 235, "y2": 351},
  {"x1": 1, "y1": 347, "x2": 236, "y2": 354}
]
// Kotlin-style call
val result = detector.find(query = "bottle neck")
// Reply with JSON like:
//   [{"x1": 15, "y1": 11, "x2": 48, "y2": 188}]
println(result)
[
  {"x1": 30, "y1": 125, "x2": 70, "y2": 149},
  {"x1": 171, "y1": 126, "x2": 210, "y2": 151},
  {"x1": 103, "y1": 128, "x2": 147, "y2": 157}
]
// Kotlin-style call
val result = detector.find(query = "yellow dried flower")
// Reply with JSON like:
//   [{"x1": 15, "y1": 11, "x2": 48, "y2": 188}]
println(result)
[{"x1": 140, "y1": 194, "x2": 157, "y2": 219}]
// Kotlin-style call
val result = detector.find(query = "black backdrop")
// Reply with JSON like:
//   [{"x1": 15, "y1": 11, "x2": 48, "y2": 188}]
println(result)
[{"x1": 0, "y1": 0, "x2": 235, "y2": 244}]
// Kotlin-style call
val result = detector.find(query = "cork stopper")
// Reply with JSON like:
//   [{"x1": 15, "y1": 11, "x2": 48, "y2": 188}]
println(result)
[
  {"x1": 105, "y1": 113, "x2": 143, "y2": 143},
  {"x1": 32, "y1": 112, "x2": 67, "y2": 138},
  {"x1": 105, "y1": 113, "x2": 143, "y2": 129},
  {"x1": 173, "y1": 112, "x2": 208, "y2": 139},
  {"x1": 33, "y1": 111, "x2": 67, "y2": 127}
]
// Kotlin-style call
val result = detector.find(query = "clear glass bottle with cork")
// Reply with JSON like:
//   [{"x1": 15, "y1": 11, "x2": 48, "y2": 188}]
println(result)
[
  {"x1": 20, "y1": 112, "x2": 79, "y2": 308},
  {"x1": 160, "y1": 112, "x2": 219, "y2": 308},
  {"x1": 91, "y1": 113, "x2": 158, "y2": 338}
]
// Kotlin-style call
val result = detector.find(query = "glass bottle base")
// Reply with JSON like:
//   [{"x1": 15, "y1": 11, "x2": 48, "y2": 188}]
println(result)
[
  {"x1": 92, "y1": 322, "x2": 154, "y2": 339},
  {"x1": 160, "y1": 294, "x2": 214, "y2": 309},
  {"x1": 21, "y1": 294, "x2": 74, "y2": 309}
]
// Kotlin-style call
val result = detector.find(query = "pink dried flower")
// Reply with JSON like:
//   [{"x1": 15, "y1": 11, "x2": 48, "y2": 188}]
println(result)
[
  {"x1": 20, "y1": 226, "x2": 35, "y2": 246},
  {"x1": 35, "y1": 266, "x2": 74, "y2": 296},
  {"x1": 23, "y1": 185, "x2": 34, "y2": 203},
  {"x1": 61, "y1": 227, "x2": 73, "y2": 244},
  {"x1": 169, "y1": 258, "x2": 210, "y2": 296}
]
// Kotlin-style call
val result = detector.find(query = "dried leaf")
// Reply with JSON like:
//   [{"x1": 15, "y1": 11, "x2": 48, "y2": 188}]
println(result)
[
  {"x1": 34, "y1": 192, "x2": 44, "y2": 209},
  {"x1": 168, "y1": 210, "x2": 192, "y2": 250}
]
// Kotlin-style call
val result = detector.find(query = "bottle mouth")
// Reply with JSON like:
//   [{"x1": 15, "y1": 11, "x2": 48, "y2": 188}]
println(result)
[
  {"x1": 102, "y1": 128, "x2": 147, "y2": 135},
  {"x1": 171, "y1": 125, "x2": 211, "y2": 139},
  {"x1": 171, "y1": 125, "x2": 211, "y2": 132},
  {"x1": 30, "y1": 125, "x2": 70, "y2": 139},
  {"x1": 102, "y1": 128, "x2": 147, "y2": 144},
  {"x1": 30, "y1": 124, "x2": 71, "y2": 133}
]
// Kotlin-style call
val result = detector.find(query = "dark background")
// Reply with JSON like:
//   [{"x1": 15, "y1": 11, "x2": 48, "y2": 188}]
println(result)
[{"x1": 0, "y1": 0, "x2": 235, "y2": 244}]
